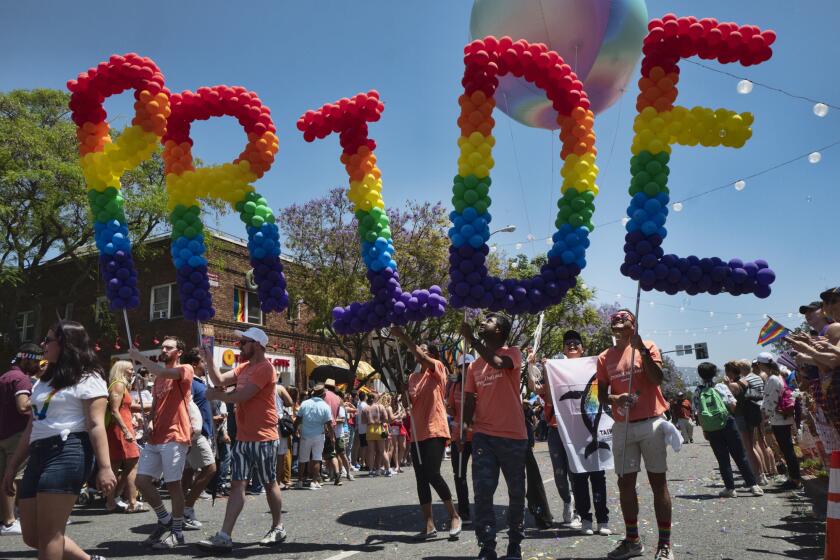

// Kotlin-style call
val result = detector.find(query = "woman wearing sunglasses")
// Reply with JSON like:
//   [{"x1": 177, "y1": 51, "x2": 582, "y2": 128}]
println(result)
[{"x1": 2, "y1": 321, "x2": 115, "y2": 560}]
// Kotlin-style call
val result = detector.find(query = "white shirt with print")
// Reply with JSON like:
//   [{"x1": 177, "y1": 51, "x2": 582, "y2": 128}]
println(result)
[{"x1": 30, "y1": 373, "x2": 108, "y2": 442}]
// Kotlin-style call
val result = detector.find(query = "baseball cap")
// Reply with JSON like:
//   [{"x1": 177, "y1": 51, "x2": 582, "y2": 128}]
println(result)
[
  {"x1": 756, "y1": 351, "x2": 775, "y2": 364},
  {"x1": 799, "y1": 301, "x2": 823, "y2": 314},
  {"x1": 820, "y1": 287, "x2": 840, "y2": 302},
  {"x1": 563, "y1": 330, "x2": 583, "y2": 344},
  {"x1": 234, "y1": 327, "x2": 268, "y2": 348}
]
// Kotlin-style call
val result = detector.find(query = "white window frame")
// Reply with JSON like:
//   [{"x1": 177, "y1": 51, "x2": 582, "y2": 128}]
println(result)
[
  {"x1": 16, "y1": 310, "x2": 35, "y2": 342},
  {"x1": 244, "y1": 290, "x2": 263, "y2": 326},
  {"x1": 149, "y1": 283, "x2": 182, "y2": 321}
]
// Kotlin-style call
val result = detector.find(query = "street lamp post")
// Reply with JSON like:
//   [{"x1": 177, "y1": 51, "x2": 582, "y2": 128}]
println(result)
[{"x1": 490, "y1": 224, "x2": 517, "y2": 237}]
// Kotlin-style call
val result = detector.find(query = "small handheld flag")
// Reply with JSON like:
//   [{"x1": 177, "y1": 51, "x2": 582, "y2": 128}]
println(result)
[{"x1": 757, "y1": 317, "x2": 790, "y2": 346}]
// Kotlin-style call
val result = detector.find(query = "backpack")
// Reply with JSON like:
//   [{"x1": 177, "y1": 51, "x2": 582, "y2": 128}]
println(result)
[
  {"x1": 278, "y1": 410, "x2": 295, "y2": 437},
  {"x1": 697, "y1": 385, "x2": 728, "y2": 432},
  {"x1": 776, "y1": 377, "x2": 795, "y2": 416}
]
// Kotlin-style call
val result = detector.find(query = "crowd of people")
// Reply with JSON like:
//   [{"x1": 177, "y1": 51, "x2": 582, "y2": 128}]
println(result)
[{"x1": 1, "y1": 286, "x2": 838, "y2": 560}]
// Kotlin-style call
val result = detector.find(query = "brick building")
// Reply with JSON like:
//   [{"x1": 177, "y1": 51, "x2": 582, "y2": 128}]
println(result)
[{"x1": 4, "y1": 229, "x2": 342, "y2": 390}]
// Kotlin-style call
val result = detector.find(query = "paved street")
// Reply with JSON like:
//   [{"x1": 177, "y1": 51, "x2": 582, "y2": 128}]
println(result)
[{"x1": 0, "y1": 439, "x2": 824, "y2": 560}]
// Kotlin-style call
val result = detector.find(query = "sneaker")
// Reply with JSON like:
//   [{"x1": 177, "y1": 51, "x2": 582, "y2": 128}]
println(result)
[
  {"x1": 570, "y1": 515, "x2": 582, "y2": 529},
  {"x1": 183, "y1": 507, "x2": 202, "y2": 530},
  {"x1": 346, "y1": 472, "x2": 355, "y2": 481},
  {"x1": 749, "y1": 485, "x2": 764, "y2": 496},
  {"x1": 478, "y1": 547, "x2": 498, "y2": 560},
  {"x1": 309, "y1": 482, "x2": 322, "y2": 490},
  {"x1": 369, "y1": 470, "x2": 378, "y2": 477},
  {"x1": 340, "y1": 468, "x2": 348, "y2": 477},
  {"x1": 90, "y1": 556, "x2": 108, "y2": 560},
  {"x1": 654, "y1": 543, "x2": 675, "y2": 560},
  {"x1": 196, "y1": 532, "x2": 233, "y2": 553},
  {"x1": 718, "y1": 488, "x2": 737, "y2": 498},
  {"x1": 598, "y1": 523, "x2": 613, "y2": 536},
  {"x1": 259, "y1": 526, "x2": 287, "y2": 546},
  {"x1": 502, "y1": 543, "x2": 521, "y2": 559},
  {"x1": 295, "y1": 480, "x2": 305, "y2": 489},
  {"x1": 758, "y1": 474, "x2": 769, "y2": 486},
  {"x1": 562, "y1": 501, "x2": 573, "y2": 524},
  {"x1": 580, "y1": 519, "x2": 594, "y2": 535},
  {"x1": 150, "y1": 531, "x2": 185, "y2": 550},
  {"x1": 607, "y1": 538, "x2": 644, "y2": 559},
  {"x1": 0, "y1": 519, "x2": 22, "y2": 535},
  {"x1": 385, "y1": 469, "x2": 394, "y2": 478},
  {"x1": 334, "y1": 474, "x2": 343, "y2": 486},
  {"x1": 142, "y1": 520, "x2": 171, "y2": 546},
  {"x1": 198, "y1": 491, "x2": 212, "y2": 500}
]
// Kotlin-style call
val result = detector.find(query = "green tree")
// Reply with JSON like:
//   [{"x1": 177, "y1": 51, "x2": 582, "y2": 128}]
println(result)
[
  {"x1": 0, "y1": 89, "x2": 170, "y2": 350},
  {"x1": 278, "y1": 188, "x2": 452, "y2": 385}
]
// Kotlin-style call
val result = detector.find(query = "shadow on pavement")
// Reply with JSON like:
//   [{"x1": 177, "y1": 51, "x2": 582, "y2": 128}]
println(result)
[
  {"x1": 744, "y1": 508, "x2": 824, "y2": 559},
  {"x1": 336, "y1": 504, "x2": 509, "y2": 533}
]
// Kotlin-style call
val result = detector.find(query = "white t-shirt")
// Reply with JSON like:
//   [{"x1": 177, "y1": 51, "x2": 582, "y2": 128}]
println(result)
[
  {"x1": 334, "y1": 405, "x2": 347, "y2": 438},
  {"x1": 30, "y1": 373, "x2": 108, "y2": 442},
  {"x1": 356, "y1": 400, "x2": 369, "y2": 431}
]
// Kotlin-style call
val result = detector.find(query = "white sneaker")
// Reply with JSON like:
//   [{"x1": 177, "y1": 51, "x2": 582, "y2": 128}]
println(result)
[
  {"x1": 718, "y1": 488, "x2": 737, "y2": 498},
  {"x1": 562, "y1": 502, "x2": 574, "y2": 524},
  {"x1": 309, "y1": 482, "x2": 322, "y2": 490},
  {"x1": 580, "y1": 519, "x2": 594, "y2": 535},
  {"x1": 598, "y1": 523, "x2": 613, "y2": 536},
  {"x1": 570, "y1": 515, "x2": 582, "y2": 529},
  {"x1": 385, "y1": 469, "x2": 395, "y2": 478},
  {"x1": 0, "y1": 519, "x2": 22, "y2": 535},
  {"x1": 259, "y1": 525, "x2": 287, "y2": 546},
  {"x1": 758, "y1": 474, "x2": 769, "y2": 486},
  {"x1": 749, "y1": 485, "x2": 764, "y2": 496}
]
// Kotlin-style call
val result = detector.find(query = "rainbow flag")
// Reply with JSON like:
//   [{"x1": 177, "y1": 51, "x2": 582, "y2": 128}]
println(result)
[
  {"x1": 757, "y1": 317, "x2": 790, "y2": 346},
  {"x1": 233, "y1": 288, "x2": 246, "y2": 322}
]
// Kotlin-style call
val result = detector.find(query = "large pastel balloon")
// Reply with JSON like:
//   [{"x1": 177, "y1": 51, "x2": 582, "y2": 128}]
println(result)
[{"x1": 469, "y1": 0, "x2": 648, "y2": 128}]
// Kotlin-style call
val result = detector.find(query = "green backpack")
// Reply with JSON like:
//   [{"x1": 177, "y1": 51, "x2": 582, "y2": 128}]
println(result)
[{"x1": 697, "y1": 385, "x2": 728, "y2": 432}]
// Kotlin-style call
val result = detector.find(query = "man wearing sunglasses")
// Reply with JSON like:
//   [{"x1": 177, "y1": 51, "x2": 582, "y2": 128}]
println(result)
[
  {"x1": 198, "y1": 327, "x2": 285, "y2": 553},
  {"x1": 596, "y1": 310, "x2": 672, "y2": 560},
  {"x1": 130, "y1": 336, "x2": 194, "y2": 549}
]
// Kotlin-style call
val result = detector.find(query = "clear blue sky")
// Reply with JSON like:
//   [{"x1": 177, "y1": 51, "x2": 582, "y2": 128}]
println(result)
[{"x1": 2, "y1": 1, "x2": 837, "y2": 368}]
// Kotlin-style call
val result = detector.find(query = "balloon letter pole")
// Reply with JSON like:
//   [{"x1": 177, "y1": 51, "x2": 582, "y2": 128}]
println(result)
[
  {"x1": 448, "y1": 36, "x2": 599, "y2": 314},
  {"x1": 622, "y1": 14, "x2": 777, "y2": 297},
  {"x1": 298, "y1": 92, "x2": 446, "y2": 334}
]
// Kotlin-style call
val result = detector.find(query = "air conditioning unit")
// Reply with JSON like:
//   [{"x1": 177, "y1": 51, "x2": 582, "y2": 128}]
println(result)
[
  {"x1": 245, "y1": 269, "x2": 258, "y2": 290},
  {"x1": 152, "y1": 310, "x2": 168, "y2": 320}
]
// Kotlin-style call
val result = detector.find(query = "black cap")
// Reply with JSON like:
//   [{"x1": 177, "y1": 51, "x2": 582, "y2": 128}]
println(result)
[
  {"x1": 799, "y1": 301, "x2": 823, "y2": 314},
  {"x1": 563, "y1": 330, "x2": 583, "y2": 344},
  {"x1": 821, "y1": 287, "x2": 840, "y2": 302}
]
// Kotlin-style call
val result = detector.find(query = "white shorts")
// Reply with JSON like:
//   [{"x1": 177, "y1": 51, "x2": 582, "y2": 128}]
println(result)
[
  {"x1": 298, "y1": 435, "x2": 325, "y2": 463},
  {"x1": 611, "y1": 415, "x2": 668, "y2": 476},
  {"x1": 277, "y1": 436, "x2": 289, "y2": 456},
  {"x1": 187, "y1": 435, "x2": 215, "y2": 469},
  {"x1": 137, "y1": 441, "x2": 189, "y2": 483}
]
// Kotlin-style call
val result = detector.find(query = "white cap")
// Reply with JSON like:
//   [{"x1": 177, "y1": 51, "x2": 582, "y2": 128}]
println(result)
[
  {"x1": 234, "y1": 327, "x2": 268, "y2": 348},
  {"x1": 756, "y1": 351, "x2": 775, "y2": 364},
  {"x1": 457, "y1": 354, "x2": 476, "y2": 366}
]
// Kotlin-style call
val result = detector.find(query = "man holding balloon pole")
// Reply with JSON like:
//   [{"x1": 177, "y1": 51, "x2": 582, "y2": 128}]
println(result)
[
  {"x1": 461, "y1": 314, "x2": 527, "y2": 560},
  {"x1": 597, "y1": 309, "x2": 672, "y2": 560}
]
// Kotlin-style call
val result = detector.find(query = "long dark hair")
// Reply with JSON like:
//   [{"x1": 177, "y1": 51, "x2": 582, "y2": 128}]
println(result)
[{"x1": 41, "y1": 321, "x2": 104, "y2": 390}]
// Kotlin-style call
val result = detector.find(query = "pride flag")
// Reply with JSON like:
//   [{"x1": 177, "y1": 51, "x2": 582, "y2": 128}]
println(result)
[
  {"x1": 757, "y1": 317, "x2": 790, "y2": 346},
  {"x1": 233, "y1": 288, "x2": 246, "y2": 322}
]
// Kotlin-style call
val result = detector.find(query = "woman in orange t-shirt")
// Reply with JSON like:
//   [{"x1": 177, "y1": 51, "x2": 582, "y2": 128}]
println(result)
[{"x1": 392, "y1": 327, "x2": 462, "y2": 540}]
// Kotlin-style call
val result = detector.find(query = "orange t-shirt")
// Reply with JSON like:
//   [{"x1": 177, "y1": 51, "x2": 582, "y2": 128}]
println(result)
[
  {"x1": 446, "y1": 380, "x2": 473, "y2": 442},
  {"x1": 596, "y1": 341, "x2": 667, "y2": 422},
  {"x1": 149, "y1": 364, "x2": 194, "y2": 445},
  {"x1": 233, "y1": 359, "x2": 278, "y2": 442},
  {"x1": 538, "y1": 383, "x2": 558, "y2": 428},
  {"x1": 407, "y1": 359, "x2": 450, "y2": 441},
  {"x1": 465, "y1": 347, "x2": 527, "y2": 440}
]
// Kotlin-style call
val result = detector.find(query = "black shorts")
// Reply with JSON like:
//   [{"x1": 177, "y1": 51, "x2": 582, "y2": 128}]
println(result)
[
  {"x1": 359, "y1": 433, "x2": 368, "y2": 448},
  {"x1": 743, "y1": 401, "x2": 763, "y2": 430},
  {"x1": 20, "y1": 432, "x2": 93, "y2": 499}
]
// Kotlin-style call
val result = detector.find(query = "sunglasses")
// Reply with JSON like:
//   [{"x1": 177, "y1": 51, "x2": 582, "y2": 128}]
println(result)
[
  {"x1": 564, "y1": 340, "x2": 582, "y2": 347},
  {"x1": 42, "y1": 335, "x2": 58, "y2": 344},
  {"x1": 610, "y1": 311, "x2": 634, "y2": 323},
  {"x1": 237, "y1": 339, "x2": 253, "y2": 347}
]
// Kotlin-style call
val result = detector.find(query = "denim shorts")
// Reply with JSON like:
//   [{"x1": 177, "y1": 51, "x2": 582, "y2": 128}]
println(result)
[{"x1": 19, "y1": 432, "x2": 93, "y2": 499}]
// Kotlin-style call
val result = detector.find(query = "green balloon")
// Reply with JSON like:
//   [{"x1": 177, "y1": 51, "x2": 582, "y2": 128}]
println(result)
[
  {"x1": 380, "y1": 227, "x2": 391, "y2": 239},
  {"x1": 635, "y1": 171, "x2": 651, "y2": 185},
  {"x1": 185, "y1": 226, "x2": 196, "y2": 238},
  {"x1": 244, "y1": 201, "x2": 257, "y2": 214},
  {"x1": 453, "y1": 199, "x2": 466, "y2": 213},
  {"x1": 644, "y1": 182, "x2": 659, "y2": 197},
  {"x1": 474, "y1": 201, "x2": 488, "y2": 215},
  {"x1": 453, "y1": 183, "x2": 465, "y2": 198},
  {"x1": 464, "y1": 189, "x2": 478, "y2": 204},
  {"x1": 365, "y1": 231, "x2": 377, "y2": 242},
  {"x1": 464, "y1": 175, "x2": 478, "y2": 189},
  {"x1": 251, "y1": 215, "x2": 264, "y2": 227},
  {"x1": 571, "y1": 198, "x2": 585, "y2": 211},
  {"x1": 558, "y1": 206, "x2": 571, "y2": 220},
  {"x1": 476, "y1": 183, "x2": 489, "y2": 197},
  {"x1": 570, "y1": 213, "x2": 584, "y2": 228}
]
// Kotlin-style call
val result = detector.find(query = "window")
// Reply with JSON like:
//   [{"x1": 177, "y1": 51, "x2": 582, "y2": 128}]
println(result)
[
  {"x1": 234, "y1": 288, "x2": 263, "y2": 325},
  {"x1": 94, "y1": 296, "x2": 110, "y2": 324},
  {"x1": 150, "y1": 283, "x2": 182, "y2": 321},
  {"x1": 16, "y1": 311, "x2": 35, "y2": 342}
]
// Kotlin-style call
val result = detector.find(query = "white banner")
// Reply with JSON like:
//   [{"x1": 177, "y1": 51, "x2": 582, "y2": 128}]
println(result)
[{"x1": 546, "y1": 356, "x2": 614, "y2": 473}]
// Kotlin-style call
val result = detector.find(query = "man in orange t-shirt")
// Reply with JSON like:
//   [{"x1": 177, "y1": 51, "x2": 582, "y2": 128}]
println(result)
[
  {"x1": 461, "y1": 314, "x2": 527, "y2": 560},
  {"x1": 198, "y1": 327, "x2": 284, "y2": 553},
  {"x1": 392, "y1": 326, "x2": 461, "y2": 540},
  {"x1": 596, "y1": 309, "x2": 672, "y2": 560},
  {"x1": 130, "y1": 336, "x2": 194, "y2": 549}
]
